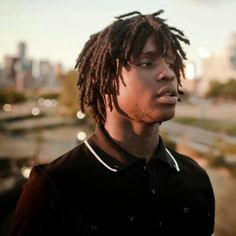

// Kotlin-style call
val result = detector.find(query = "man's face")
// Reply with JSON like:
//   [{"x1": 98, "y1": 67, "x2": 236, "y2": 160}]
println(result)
[{"x1": 114, "y1": 35, "x2": 178, "y2": 124}]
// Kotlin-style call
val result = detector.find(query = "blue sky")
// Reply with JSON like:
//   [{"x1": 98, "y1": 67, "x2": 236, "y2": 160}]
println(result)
[{"x1": 0, "y1": 0, "x2": 235, "y2": 73}]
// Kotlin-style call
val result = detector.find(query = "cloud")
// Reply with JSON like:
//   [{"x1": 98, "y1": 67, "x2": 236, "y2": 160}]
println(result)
[{"x1": 179, "y1": 0, "x2": 234, "y2": 6}]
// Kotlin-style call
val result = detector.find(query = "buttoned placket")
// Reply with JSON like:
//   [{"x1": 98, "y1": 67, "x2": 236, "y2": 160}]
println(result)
[
  {"x1": 84, "y1": 134, "x2": 181, "y2": 232},
  {"x1": 146, "y1": 159, "x2": 163, "y2": 230},
  {"x1": 147, "y1": 160, "x2": 158, "y2": 197}
]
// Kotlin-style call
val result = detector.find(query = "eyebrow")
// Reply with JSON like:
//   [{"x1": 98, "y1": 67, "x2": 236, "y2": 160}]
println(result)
[
  {"x1": 139, "y1": 51, "x2": 160, "y2": 58},
  {"x1": 139, "y1": 49, "x2": 176, "y2": 62}
]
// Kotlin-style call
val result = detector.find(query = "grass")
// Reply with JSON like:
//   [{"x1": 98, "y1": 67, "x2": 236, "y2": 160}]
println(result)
[{"x1": 173, "y1": 117, "x2": 236, "y2": 136}]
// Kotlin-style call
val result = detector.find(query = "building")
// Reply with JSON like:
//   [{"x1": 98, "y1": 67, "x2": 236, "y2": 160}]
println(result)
[
  {"x1": 198, "y1": 33, "x2": 236, "y2": 96},
  {"x1": 0, "y1": 42, "x2": 35, "y2": 91},
  {"x1": 15, "y1": 59, "x2": 34, "y2": 91},
  {"x1": 0, "y1": 41, "x2": 64, "y2": 91},
  {"x1": 18, "y1": 42, "x2": 26, "y2": 62},
  {"x1": 0, "y1": 56, "x2": 18, "y2": 88}
]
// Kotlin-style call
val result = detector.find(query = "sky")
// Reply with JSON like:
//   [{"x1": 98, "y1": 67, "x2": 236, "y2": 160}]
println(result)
[{"x1": 0, "y1": 0, "x2": 235, "y2": 74}]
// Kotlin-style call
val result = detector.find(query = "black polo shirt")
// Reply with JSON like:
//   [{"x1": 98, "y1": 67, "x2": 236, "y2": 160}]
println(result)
[{"x1": 12, "y1": 126, "x2": 215, "y2": 236}]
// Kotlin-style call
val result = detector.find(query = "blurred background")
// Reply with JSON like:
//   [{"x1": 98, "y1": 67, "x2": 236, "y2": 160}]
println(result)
[{"x1": 0, "y1": 0, "x2": 236, "y2": 235}]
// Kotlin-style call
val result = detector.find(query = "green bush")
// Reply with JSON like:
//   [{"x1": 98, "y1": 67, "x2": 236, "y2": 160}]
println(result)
[
  {"x1": 206, "y1": 79, "x2": 236, "y2": 99},
  {"x1": 0, "y1": 90, "x2": 26, "y2": 104},
  {"x1": 173, "y1": 117, "x2": 236, "y2": 136},
  {"x1": 32, "y1": 92, "x2": 60, "y2": 100}
]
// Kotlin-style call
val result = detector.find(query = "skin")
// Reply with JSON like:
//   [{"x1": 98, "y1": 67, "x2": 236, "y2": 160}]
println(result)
[{"x1": 105, "y1": 35, "x2": 178, "y2": 161}]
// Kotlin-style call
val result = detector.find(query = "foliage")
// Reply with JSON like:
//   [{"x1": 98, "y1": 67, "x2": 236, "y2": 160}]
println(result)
[
  {"x1": 35, "y1": 92, "x2": 59, "y2": 100},
  {"x1": 58, "y1": 70, "x2": 79, "y2": 116},
  {"x1": 173, "y1": 117, "x2": 236, "y2": 136},
  {"x1": 0, "y1": 89, "x2": 26, "y2": 105},
  {"x1": 206, "y1": 79, "x2": 236, "y2": 99},
  {"x1": 221, "y1": 79, "x2": 236, "y2": 99}
]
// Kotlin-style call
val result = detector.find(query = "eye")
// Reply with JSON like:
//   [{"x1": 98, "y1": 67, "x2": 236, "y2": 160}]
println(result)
[{"x1": 137, "y1": 62, "x2": 153, "y2": 68}]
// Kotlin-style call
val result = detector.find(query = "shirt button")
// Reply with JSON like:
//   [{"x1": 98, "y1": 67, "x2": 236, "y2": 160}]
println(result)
[
  {"x1": 113, "y1": 165, "x2": 120, "y2": 170},
  {"x1": 183, "y1": 207, "x2": 189, "y2": 213},
  {"x1": 90, "y1": 224, "x2": 98, "y2": 230},
  {"x1": 151, "y1": 188, "x2": 156, "y2": 195},
  {"x1": 128, "y1": 215, "x2": 135, "y2": 222}
]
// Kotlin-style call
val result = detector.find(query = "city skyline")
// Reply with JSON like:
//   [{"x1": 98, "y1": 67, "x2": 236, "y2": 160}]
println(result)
[
  {"x1": 0, "y1": 41, "x2": 62, "y2": 91},
  {"x1": 0, "y1": 0, "x2": 236, "y2": 73},
  {"x1": 1, "y1": 40, "x2": 64, "y2": 76}
]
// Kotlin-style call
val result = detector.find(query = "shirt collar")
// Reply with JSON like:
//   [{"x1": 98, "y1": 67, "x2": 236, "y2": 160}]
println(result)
[{"x1": 85, "y1": 125, "x2": 180, "y2": 172}]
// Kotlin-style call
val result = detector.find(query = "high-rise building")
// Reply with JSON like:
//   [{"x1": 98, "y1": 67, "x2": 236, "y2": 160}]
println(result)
[
  {"x1": 18, "y1": 42, "x2": 26, "y2": 62},
  {"x1": 0, "y1": 64, "x2": 3, "y2": 87},
  {"x1": 0, "y1": 41, "x2": 64, "y2": 90},
  {"x1": 198, "y1": 33, "x2": 236, "y2": 96},
  {"x1": 38, "y1": 60, "x2": 53, "y2": 87},
  {"x1": 15, "y1": 59, "x2": 34, "y2": 91},
  {"x1": 54, "y1": 63, "x2": 63, "y2": 78},
  {"x1": 0, "y1": 55, "x2": 18, "y2": 88},
  {"x1": 228, "y1": 33, "x2": 236, "y2": 70}
]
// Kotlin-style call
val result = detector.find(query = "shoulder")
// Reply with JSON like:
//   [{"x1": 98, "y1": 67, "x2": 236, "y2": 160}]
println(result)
[
  {"x1": 167, "y1": 148, "x2": 211, "y2": 179},
  {"x1": 167, "y1": 148, "x2": 215, "y2": 207},
  {"x1": 37, "y1": 142, "x2": 90, "y2": 176},
  {"x1": 167, "y1": 148, "x2": 215, "y2": 212},
  {"x1": 28, "y1": 142, "x2": 91, "y2": 192}
]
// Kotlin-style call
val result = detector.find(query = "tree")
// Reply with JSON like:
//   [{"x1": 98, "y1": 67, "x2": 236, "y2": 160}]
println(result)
[
  {"x1": 221, "y1": 79, "x2": 236, "y2": 99},
  {"x1": 58, "y1": 70, "x2": 79, "y2": 116},
  {"x1": 205, "y1": 79, "x2": 236, "y2": 99}
]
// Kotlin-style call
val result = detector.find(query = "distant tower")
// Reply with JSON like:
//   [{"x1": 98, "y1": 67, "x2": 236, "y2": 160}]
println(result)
[
  {"x1": 199, "y1": 33, "x2": 236, "y2": 96},
  {"x1": 18, "y1": 42, "x2": 26, "y2": 62},
  {"x1": 54, "y1": 63, "x2": 63, "y2": 78},
  {"x1": 15, "y1": 42, "x2": 35, "y2": 91},
  {"x1": 3, "y1": 55, "x2": 18, "y2": 84},
  {"x1": 228, "y1": 33, "x2": 236, "y2": 69},
  {"x1": 38, "y1": 60, "x2": 53, "y2": 87}
]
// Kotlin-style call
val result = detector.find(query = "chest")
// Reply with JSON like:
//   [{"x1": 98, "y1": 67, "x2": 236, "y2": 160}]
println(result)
[{"x1": 62, "y1": 165, "x2": 212, "y2": 235}]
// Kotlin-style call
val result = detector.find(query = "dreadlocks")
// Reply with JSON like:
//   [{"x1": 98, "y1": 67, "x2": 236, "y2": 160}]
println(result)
[{"x1": 75, "y1": 10, "x2": 190, "y2": 124}]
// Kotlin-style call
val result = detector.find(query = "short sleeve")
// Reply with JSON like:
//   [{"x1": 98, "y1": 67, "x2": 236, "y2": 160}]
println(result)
[{"x1": 11, "y1": 166, "x2": 63, "y2": 236}]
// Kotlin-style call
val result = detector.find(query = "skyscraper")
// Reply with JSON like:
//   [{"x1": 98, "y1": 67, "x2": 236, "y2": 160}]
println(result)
[{"x1": 18, "y1": 42, "x2": 26, "y2": 62}]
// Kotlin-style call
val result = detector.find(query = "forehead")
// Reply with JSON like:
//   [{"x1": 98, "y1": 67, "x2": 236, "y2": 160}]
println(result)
[
  {"x1": 134, "y1": 34, "x2": 175, "y2": 60},
  {"x1": 142, "y1": 35, "x2": 157, "y2": 53}
]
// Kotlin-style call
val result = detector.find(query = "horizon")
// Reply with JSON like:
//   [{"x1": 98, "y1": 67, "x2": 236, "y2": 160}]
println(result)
[{"x1": 0, "y1": 0, "x2": 235, "y2": 73}]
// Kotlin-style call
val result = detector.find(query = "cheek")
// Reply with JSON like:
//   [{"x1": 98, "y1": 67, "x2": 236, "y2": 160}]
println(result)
[
  {"x1": 120, "y1": 69, "x2": 154, "y2": 97},
  {"x1": 118, "y1": 81, "x2": 152, "y2": 111}
]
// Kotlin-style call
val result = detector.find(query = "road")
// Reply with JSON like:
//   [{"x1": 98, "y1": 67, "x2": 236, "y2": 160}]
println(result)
[
  {"x1": 161, "y1": 121, "x2": 236, "y2": 149},
  {"x1": 1, "y1": 100, "x2": 236, "y2": 235}
]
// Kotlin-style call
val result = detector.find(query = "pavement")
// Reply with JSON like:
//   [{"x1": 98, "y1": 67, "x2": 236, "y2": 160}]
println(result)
[{"x1": 0, "y1": 100, "x2": 236, "y2": 235}]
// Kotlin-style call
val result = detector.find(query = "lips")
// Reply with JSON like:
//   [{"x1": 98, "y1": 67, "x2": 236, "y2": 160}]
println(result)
[
  {"x1": 156, "y1": 86, "x2": 177, "y2": 97},
  {"x1": 156, "y1": 87, "x2": 178, "y2": 105}
]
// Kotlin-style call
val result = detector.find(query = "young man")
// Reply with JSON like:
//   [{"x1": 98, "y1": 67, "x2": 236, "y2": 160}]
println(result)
[{"x1": 12, "y1": 10, "x2": 215, "y2": 236}]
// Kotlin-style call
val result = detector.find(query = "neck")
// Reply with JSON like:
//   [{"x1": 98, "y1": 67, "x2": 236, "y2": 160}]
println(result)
[{"x1": 104, "y1": 118, "x2": 160, "y2": 162}]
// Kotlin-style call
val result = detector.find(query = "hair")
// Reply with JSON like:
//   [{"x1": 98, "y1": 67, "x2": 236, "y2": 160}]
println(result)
[{"x1": 75, "y1": 10, "x2": 190, "y2": 124}]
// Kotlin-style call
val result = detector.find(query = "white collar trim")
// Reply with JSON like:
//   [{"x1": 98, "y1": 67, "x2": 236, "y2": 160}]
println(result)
[
  {"x1": 84, "y1": 140, "x2": 118, "y2": 172},
  {"x1": 84, "y1": 140, "x2": 180, "y2": 172},
  {"x1": 165, "y1": 148, "x2": 180, "y2": 172}
]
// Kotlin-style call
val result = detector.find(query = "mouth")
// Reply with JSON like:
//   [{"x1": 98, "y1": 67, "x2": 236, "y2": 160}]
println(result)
[
  {"x1": 157, "y1": 87, "x2": 177, "y2": 97},
  {"x1": 156, "y1": 87, "x2": 178, "y2": 105}
]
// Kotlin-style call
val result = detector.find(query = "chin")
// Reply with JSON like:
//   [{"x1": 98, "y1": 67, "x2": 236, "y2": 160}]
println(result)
[
  {"x1": 145, "y1": 114, "x2": 174, "y2": 125},
  {"x1": 155, "y1": 111, "x2": 175, "y2": 123}
]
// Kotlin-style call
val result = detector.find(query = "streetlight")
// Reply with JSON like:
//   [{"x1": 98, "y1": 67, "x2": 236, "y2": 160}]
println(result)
[
  {"x1": 185, "y1": 63, "x2": 196, "y2": 80},
  {"x1": 197, "y1": 46, "x2": 210, "y2": 59}
]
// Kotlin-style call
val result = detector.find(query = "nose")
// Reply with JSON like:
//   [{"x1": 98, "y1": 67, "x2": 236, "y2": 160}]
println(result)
[{"x1": 156, "y1": 59, "x2": 176, "y2": 82}]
